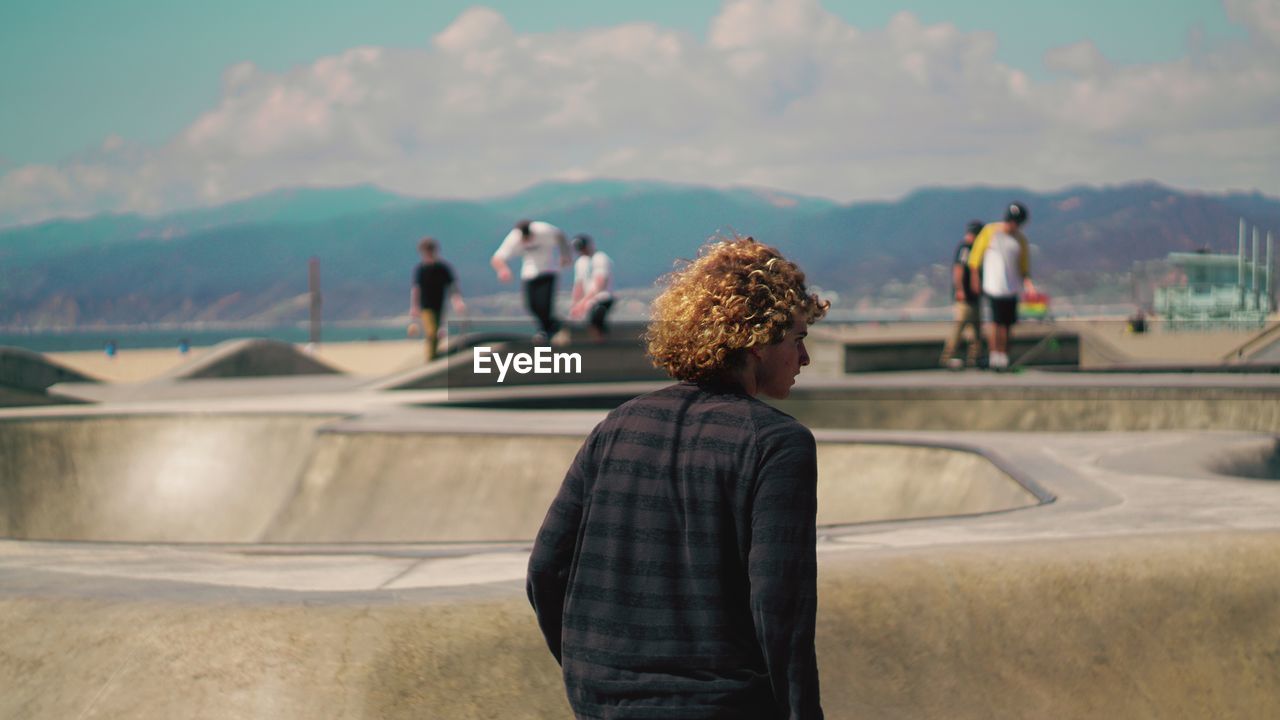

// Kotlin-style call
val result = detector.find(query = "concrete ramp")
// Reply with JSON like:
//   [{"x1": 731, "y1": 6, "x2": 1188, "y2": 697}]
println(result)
[
  {"x1": 782, "y1": 383, "x2": 1280, "y2": 433},
  {"x1": 372, "y1": 338, "x2": 669, "y2": 391},
  {"x1": 0, "y1": 414, "x2": 1034, "y2": 543},
  {"x1": 1242, "y1": 333, "x2": 1280, "y2": 363},
  {"x1": 0, "y1": 415, "x2": 338, "y2": 542},
  {"x1": 159, "y1": 338, "x2": 341, "y2": 380},
  {"x1": 1221, "y1": 321, "x2": 1280, "y2": 364},
  {"x1": 817, "y1": 443, "x2": 1040, "y2": 523},
  {"x1": 843, "y1": 327, "x2": 1079, "y2": 372},
  {"x1": 263, "y1": 432, "x2": 590, "y2": 542},
  {"x1": 0, "y1": 346, "x2": 95, "y2": 407}
]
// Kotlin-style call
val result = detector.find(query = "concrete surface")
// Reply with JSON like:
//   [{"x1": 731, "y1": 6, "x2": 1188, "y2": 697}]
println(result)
[
  {"x1": 0, "y1": 414, "x2": 1034, "y2": 544},
  {"x1": 842, "y1": 327, "x2": 1079, "y2": 372},
  {"x1": 0, "y1": 346, "x2": 95, "y2": 406},
  {"x1": 781, "y1": 375, "x2": 1280, "y2": 432},
  {"x1": 371, "y1": 338, "x2": 669, "y2": 391},
  {"x1": 1, "y1": 364, "x2": 1279, "y2": 718},
  {"x1": 160, "y1": 338, "x2": 342, "y2": 380}
]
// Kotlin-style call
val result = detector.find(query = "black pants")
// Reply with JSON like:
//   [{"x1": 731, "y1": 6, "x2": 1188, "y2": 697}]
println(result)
[
  {"x1": 588, "y1": 299, "x2": 614, "y2": 335},
  {"x1": 524, "y1": 273, "x2": 560, "y2": 338}
]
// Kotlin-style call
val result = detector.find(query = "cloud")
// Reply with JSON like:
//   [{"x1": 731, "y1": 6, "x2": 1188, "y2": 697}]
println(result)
[
  {"x1": 1044, "y1": 41, "x2": 1111, "y2": 77},
  {"x1": 2, "y1": 0, "x2": 1278, "y2": 227},
  {"x1": 1225, "y1": 0, "x2": 1280, "y2": 44}
]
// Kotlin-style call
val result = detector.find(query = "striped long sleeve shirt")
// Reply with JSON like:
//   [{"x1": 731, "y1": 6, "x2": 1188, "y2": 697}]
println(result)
[{"x1": 528, "y1": 381, "x2": 823, "y2": 719}]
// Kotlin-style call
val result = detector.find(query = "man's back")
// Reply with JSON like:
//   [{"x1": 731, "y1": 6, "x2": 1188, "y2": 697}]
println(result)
[
  {"x1": 529, "y1": 382, "x2": 822, "y2": 719},
  {"x1": 414, "y1": 261, "x2": 454, "y2": 311},
  {"x1": 953, "y1": 241, "x2": 979, "y2": 303},
  {"x1": 495, "y1": 220, "x2": 564, "y2": 279}
]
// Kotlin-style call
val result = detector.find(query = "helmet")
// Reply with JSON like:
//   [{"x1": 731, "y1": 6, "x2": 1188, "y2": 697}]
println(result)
[
  {"x1": 1004, "y1": 202, "x2": 1029, "y2": 226},
  {"x1": 966, "y1": 220, "x2": 985, "y2": 237}
]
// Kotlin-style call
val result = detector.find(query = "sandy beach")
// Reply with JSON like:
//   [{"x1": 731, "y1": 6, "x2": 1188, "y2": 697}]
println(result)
[{"x1": 40, "y1": 318, "x2": 1277, "y2": 385}]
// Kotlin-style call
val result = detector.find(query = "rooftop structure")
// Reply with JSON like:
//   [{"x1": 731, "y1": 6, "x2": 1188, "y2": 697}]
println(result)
[{"x1": 1155, "y1": 219, "x2": 1275, "y2": 330}]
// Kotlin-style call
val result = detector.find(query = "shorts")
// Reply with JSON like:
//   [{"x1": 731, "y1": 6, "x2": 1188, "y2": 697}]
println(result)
[{"x1": 988, "y1": 296, "x2": 1018, "y2": 326}]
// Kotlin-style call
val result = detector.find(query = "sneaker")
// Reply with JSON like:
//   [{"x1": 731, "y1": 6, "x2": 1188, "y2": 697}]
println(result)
[
  {"x1": 532, "y1": 332, "x2": 549, "y2": 345},
  {"x1": 551, "y1": 328, "x2": 572, "y2": 347},
  {"x1": 945, "y1": 358, "x2": 964, "y2": 371}
]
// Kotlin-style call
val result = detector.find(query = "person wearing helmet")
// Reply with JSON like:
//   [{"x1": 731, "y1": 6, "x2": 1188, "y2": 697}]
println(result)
[
  {"x1": 939, "y1": 219, "x2": 987, "y2": 369},
  {"x1": 967, "y1": 202, "x2": 1037, "y2": 371},
  {"x1": 568, "y1": 233, "x2": 615, "y2": 342}
]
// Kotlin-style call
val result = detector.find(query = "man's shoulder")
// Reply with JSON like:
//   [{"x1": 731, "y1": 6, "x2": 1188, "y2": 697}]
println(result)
[
  {"x1": 601, "y1": 384, "x2": 811, "y2": 447},
  {"x1": 604, "y1": 383, "x2": 750, "y2": 421},
  {"x1": 607, "y1": 383, "x2": 694, "y2": 414},
  {"x1": 494, "y1": 228, "x2": 522, "y2": 255},
  {"x1": 748, "y1": 400, "x2": 811, "y2": 441}
]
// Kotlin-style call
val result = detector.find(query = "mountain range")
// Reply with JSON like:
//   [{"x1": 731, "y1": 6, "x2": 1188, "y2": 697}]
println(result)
[{"x1": 2, "y1": 179, "x2": 1278, "y2": 327}]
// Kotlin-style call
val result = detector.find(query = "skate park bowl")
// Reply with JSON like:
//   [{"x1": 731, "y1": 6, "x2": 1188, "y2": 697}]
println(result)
[
  {"x1": 0, "y1": 413, "x2": 1039, "y2": 543},
  {"x1": 4, "y1": 371, "x2": 1280, "y2": 718},
  {"x1": 1207, "y1": 437, "x2": 1280, "y2": 480}
]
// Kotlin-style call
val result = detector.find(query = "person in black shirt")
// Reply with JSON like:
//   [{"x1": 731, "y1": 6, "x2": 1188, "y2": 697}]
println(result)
[
  {"x1": 529, "y1": 236, "x2": 829, "y2": 719},
  {"x1": 409, "y1": 237, "x2": 465, "y2": 361},
  {"x1": 939, "y1": 219, "x2": 986, "y2": 369}
]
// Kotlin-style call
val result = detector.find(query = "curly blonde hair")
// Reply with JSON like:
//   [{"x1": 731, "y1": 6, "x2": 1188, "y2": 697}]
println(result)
[{"x1": 646, "y1": 236, "x2": 829, "y2": 383}]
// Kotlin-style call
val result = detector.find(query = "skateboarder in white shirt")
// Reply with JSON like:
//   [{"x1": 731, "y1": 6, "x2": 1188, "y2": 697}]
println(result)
[{"x1": 491, "y1": 219, "x2": 572, "y2": 344}]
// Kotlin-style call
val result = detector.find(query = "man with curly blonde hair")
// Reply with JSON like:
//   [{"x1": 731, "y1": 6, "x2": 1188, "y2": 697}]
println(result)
[{"x1": 529, "y1": 236, "x2": 828, "y2": 719}]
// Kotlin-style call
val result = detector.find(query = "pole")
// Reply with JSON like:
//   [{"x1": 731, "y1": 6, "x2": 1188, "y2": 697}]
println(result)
[
  {"x1": 1268, "y1": 232, "x2": 1275, "y2": 313},
  {"x1": 309, "y1": 256, "x2": 322, "y2": 345},
  {"x1": 1238, "y1": 218, "x2": 1246, "y2": 309},
  {"x1": 1253, "y1": 228, "x2": 1261, "y2": 311}
]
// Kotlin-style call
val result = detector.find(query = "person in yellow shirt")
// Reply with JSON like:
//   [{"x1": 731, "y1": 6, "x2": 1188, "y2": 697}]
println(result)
[{"x1": 967, "y1": 202, "x2": 1037, "y2": 371}]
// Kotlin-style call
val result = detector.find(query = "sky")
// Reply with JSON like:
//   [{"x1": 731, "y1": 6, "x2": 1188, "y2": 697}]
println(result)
[{"x1": 1, "y1": 0, "x2": 1277, "y2": 227}]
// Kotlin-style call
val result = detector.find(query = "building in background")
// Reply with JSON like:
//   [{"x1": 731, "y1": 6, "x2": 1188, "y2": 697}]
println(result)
[{"x1": 1155, "y1": 220, "x2": 1275, "y2": 330}]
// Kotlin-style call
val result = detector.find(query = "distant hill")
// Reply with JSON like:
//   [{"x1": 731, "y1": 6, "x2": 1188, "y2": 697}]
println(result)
[{"x1": 1, "y1": 179, "x2": 1277, "y2": 327}]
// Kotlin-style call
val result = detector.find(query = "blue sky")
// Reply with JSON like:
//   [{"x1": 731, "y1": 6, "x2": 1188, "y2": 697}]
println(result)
[
  {"x1": 0, "y1": 0, "x2": 1240, "y2": 164},
  {"x1": 0, "y1": 0, "x2": 1275, "y2": 225}
]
